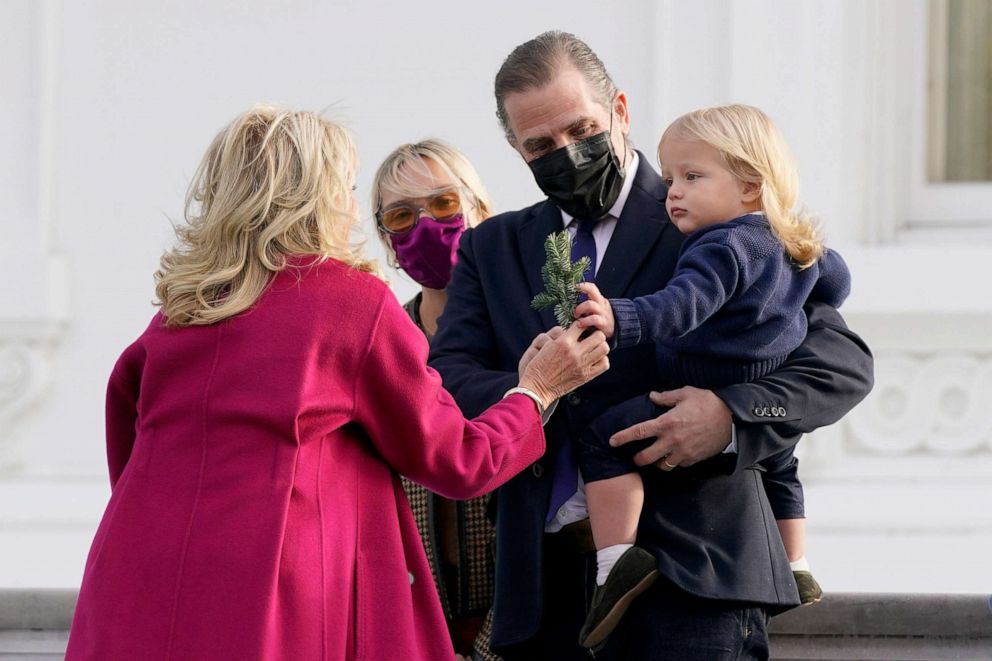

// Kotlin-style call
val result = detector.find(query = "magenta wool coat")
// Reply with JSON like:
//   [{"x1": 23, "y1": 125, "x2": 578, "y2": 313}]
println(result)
[{"x1": 66, "y1": 256, "x2": 545, "y2": 661}]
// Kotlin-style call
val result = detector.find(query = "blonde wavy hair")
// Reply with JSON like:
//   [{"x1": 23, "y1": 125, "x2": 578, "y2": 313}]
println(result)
[
  {"x1": 659, "y1": 104, "x2": 824, "y2": 268},
  {"x1": 370, "y1": 139, "x2": 493, "y2": 268},
  {"x1": 155, "y1": 105, "x2": 379, "y2": 327}
]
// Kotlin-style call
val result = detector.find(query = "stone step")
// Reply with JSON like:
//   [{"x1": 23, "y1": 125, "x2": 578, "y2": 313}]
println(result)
[{"x1": 1, "y1": 589, "x2": 989, "y2": 659}]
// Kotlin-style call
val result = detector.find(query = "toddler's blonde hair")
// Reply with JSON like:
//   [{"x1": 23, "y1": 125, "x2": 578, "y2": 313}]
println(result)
[
  {"x1": 155, "y1": 105, "x2": 378, "y2": 327},
  {"x1": 659, "y1": 104, "x2": 823, "y2": 268}
]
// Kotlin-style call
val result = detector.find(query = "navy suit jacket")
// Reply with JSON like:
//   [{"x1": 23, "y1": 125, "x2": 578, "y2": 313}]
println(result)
[{"x1": 429, "y1": 153, "x2": 873, "y2": 648}]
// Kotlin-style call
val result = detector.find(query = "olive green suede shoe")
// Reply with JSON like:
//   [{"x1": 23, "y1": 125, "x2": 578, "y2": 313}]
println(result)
[
  {"x1": 579, "y1": 546, "x2": 659, "y2": 650},
  {"x1": 794, "y1": 570, "x2": 823, "y2": 605}
]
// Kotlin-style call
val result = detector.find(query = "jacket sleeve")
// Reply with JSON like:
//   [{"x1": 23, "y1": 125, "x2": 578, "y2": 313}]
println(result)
[
  {"x1": 353, "y1": 287, "x2": 545, "y2": 500},
  {"x1": 714, "y1": 301, "x2": 874, "y2": 470},
  {"x1": 105, "y1": 343, "x2": 145, "y2": 489},
  {"x1": 428, "y1": 228, "x2": 519, "y2": 417}
]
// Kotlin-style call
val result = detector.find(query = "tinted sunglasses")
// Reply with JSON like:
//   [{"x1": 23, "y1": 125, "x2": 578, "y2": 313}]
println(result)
[{"x1": 376, "y1": 190, "x2": 464, "y2": 234}]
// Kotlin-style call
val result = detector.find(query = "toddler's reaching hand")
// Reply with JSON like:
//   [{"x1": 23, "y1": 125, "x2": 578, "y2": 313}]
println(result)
[{"x1": 575, "y1": 282, "x2": 615, "y2": 340}]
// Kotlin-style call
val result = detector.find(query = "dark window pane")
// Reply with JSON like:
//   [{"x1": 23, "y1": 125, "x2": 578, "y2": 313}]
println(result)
[{"x1": 931, "y1": 0, "x2": 992, "y2": 182}]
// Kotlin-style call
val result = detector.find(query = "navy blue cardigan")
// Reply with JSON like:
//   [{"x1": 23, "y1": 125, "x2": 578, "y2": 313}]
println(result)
[{"x1": 610, "y1": 214, "x2": 851, "y2": 388}]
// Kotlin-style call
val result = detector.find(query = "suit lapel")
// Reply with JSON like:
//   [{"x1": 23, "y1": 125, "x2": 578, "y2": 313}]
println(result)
[
  {"x1": 517, "y1": 200, "x2": 563, "y2": 330},
  {"x1": 595, "y1": 153, "x2": 672, "y2": 298}
]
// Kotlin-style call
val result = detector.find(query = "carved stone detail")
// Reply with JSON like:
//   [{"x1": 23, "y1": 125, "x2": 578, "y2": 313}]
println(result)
[
  {"x1": 0, "y1": 325, "x2": 62, "y2": 446},
  {"x1": 847, "y1": 351, "x2": 992, "y2": 456}
]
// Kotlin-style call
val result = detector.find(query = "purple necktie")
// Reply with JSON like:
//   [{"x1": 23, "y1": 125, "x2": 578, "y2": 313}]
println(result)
[{"x1": 546, "y1": 217, "x2": 598, "y2": 522}]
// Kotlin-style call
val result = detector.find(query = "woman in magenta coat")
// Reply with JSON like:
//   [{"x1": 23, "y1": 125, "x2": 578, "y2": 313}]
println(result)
[{"x1": 65, "y1": 106, "x2": 609, "y2": 661}]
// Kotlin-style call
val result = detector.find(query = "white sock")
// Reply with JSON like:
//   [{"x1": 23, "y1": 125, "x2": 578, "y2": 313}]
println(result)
[
  {"x1": 596, "y1": 543, "x2": 633, "y2": 586},
  {"x1": 789, "y1": 556, "x2": 810, "y2": 572}
]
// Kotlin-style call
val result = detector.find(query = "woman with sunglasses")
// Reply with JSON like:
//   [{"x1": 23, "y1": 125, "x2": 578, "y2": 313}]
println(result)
[
  {"x1": 371, "y1": 140, "x2": 502, "y2": 661},
  {"x1": 66, "y1": 109, "x2": 610, "y2": 661}
]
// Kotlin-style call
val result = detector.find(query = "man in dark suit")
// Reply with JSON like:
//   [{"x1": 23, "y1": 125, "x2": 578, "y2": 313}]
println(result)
[{"x1": 430, "y1": 31, "x2": 873, "y2": 660}]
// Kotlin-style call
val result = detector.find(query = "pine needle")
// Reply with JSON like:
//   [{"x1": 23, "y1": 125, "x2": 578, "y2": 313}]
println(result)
[{"x1": 530, "y1": 231, "x2": 590, "y2": 328}]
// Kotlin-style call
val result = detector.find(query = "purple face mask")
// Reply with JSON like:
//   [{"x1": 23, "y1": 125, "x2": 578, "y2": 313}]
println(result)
[{"x1": 389, "y1": 213, "x2": 466, "y2": 290}]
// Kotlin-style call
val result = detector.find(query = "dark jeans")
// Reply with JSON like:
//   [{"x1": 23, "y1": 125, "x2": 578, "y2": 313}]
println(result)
[
  {"x1": 497, "y1": 530, "x2": 770, "y2": 661},
  {"x1": 599, "y1": 576, "x2": 770, "y2": 660}
]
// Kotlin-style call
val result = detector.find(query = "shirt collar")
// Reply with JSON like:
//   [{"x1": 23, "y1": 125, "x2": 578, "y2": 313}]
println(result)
[{"x1": 561, "y1": 151, "x2": 639, "y2": 228}]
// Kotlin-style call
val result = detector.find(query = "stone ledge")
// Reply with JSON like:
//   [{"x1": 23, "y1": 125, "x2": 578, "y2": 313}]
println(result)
[
  {"x1": 0, "y1": 629, "x2": 68, "y2": 658},
  {"x1": 768, "y1": 592, "x2": 992, "y2": 660},
  {"x1": 2, "y1": 589, "x2": 990, "y2": 659},
  {"x1": 768, "y1": 592, "x2": 992, "y2": 637},
  {"x1": 0, "y1": 589, "x2": 75, "y2": 630}
]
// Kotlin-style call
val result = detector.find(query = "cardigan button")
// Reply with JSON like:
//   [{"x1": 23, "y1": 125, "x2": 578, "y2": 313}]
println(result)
[
  {"x1": 566, "y1": 392, "x2": 582, "y2": 406},
  {"x1": 532, "y1": 463, "x2": 545, "y2": 478}
]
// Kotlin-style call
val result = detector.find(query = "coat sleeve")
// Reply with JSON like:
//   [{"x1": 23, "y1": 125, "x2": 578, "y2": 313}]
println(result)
[
  {"x1": 105, "y1": 342, "x2": 145, "y2": 489},
  {"x1": 428, "y1": 228, "x2": 519, "y2": 417},
  {"x1": 715, "y1": 301, "x2": 874, "y2": 470},
  {"x1": 353, "y1": 287, "x2": 545, "y2": 500}
]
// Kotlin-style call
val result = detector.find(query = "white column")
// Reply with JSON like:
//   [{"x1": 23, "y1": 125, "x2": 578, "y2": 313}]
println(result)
[
  {"x1": 0, "y1": 0, "x2": 68, "y2": 466},
  {"x1": 0, "y1": 0, "x2": 80, "y2": 589}
]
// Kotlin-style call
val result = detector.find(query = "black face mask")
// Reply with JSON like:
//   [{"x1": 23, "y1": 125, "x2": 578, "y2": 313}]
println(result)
[{"x1": 527, "y1": 131, "x2": 626, "y2": 220}]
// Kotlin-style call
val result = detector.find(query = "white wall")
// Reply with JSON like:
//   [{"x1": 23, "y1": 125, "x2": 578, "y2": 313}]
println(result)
[{"x1": 1, "y1": 0, "x2": 989, "y2": 594}]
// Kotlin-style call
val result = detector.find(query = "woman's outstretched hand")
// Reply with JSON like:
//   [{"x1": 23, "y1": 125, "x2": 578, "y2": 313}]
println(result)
[
  {"x1": 518, "y1": 326, "x2": 564, "y2": 378},
  {"x1": 518, "y1": 322, "x2": 610, "y2": 410}
]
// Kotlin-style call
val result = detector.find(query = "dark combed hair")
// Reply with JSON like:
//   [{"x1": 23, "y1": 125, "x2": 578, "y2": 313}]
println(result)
[{"x1": 494, "y1": 31, "x2": 618, "y2": 142}]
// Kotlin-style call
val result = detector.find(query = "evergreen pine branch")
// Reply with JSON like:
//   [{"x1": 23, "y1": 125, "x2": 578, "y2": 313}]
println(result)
[{"x1": 530, "y1": 230, "x2": 590, "y2": 328}]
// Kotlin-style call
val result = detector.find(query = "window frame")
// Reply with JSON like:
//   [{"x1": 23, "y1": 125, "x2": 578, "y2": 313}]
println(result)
[{"x1": 907, "y1": 0, "x2": 992, "y2": 227}]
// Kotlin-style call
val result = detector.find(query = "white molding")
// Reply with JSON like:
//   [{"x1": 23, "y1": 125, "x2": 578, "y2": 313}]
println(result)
[
  {"x1": 0, "y1": 0, "x2": 67, "y2": 451},
  {"x1": 807, "y1": 480, "x2": 992, "y2": 531},
  {"x1": 845, "y1": 351, "x2": 992, "y2": 457},
  {"x1": 857, "y1": 0, "x2": 992, "y2": 234},
  {"x1": 910, "y1": 184, "x2": 992, "y2": 225},
  {"x1": 0, "y1": 479, "x2": 107, "y2": 528},
  {"x1": 801, "y1": 309, "x2": 992, "y2": 488},
  {"x1": 861, "y1": 0, "x2": 917, "y2": 243},
  {"x1": 909, "y1": 0, "x2": 992, "y2": 225},
  {"x1": 837, "y1": 245, "x2": 992, "y2": 315},
  {"x1": 38, "y1": 0, "x2": 60, "y2": 247},
  {"x1": 0, "y1": 336, "x2": 56, "y2": 443}
]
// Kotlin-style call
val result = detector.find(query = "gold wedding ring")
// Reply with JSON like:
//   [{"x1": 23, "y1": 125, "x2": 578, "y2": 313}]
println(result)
[{"x1": 662, "y1": 457, "x2": 677, "y2": 469}]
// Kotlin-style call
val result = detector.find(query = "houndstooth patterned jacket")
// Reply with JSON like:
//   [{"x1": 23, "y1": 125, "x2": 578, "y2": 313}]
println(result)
[{"x1": 401, "y1": 294, "x2": 502, "y2": 661}]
